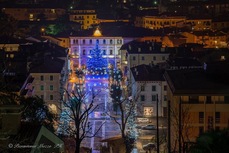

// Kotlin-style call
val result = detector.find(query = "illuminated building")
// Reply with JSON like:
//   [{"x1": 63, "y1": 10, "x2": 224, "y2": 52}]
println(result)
[
  {"x1": 70, "y1": 28, "x2": 123, "y2": 69},
  {"x1": 164, "y1": 68, "x2": 229, "y2": 152},
  {"x1": 69, "y1": 9, "x2": 97, "y2": 30}
]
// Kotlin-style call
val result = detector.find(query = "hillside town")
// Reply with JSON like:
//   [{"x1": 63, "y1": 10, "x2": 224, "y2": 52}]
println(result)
[{"x1": 0, "y1": 0, "x2": 229, "y2": 153}]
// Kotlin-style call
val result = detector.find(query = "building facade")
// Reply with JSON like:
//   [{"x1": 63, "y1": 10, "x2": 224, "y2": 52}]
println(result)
[
  {"x1": 164, "y1": 69, "x2": 229, "y2": 152},
  {"x1": 69, "y1": 9, "x2": 97, "y2": 29},
  {"x1": 70, "y1": 29, "x2": 124, "y2": 69}
]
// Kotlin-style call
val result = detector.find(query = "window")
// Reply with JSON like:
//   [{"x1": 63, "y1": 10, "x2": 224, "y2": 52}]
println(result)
[
  {"x1": 140, "y1": 95, "x2": 145, "y2": 101},
  {"x1": 206, "y1": 96, "x2": 212, "y2": 103},
  {"x1": 164, "y1": 85, "x2": 167, "y2": 91},
  {"x1": 103, "y1": 39, "x2": 106, "y2": 44},
  {"x1": 89, "y1": 39, "x2": 92, "y2": 44},
  {"x1": 50, "y1": 85, "x2": 53, "y2": 91},
  {"x1": 83, "y1": 50, "x2": 86, "y2": 55},
  {"x1": 110, "y1": 39, "x2": 113, "y2": 44},
  {"x1": 103, "y1": 50, "x2": 106, "y2": 55},
  {"x1": 153, "y1": 56, "x2": 156, "y2": 60},
  {"x1": 40, "y1": 85, "x2": 44, "y2": 91},
  {"x1": 152, "y1": 95, "x2": 157, "y2": 101},
  {"x1": 189, "y1": 96, "x2": 199, "y2": 103},
  {"x1": 117, "y1": 39, "x2": 122, "y2": 44},
  {"x1": 50, "y1": 95, "x2": 53, "y2": 100},
  {"x1": 40, "y1": 75, "x2": 44, "y2": 81},
  {"x1": 208, "y1": 116, "x2": 213, "y2": 130},
  {"x1": 40, "y1": 95, "x2": 44, "y2": 99},
  {"x1": 225, "y1": 96, "x2": 229, "y2": 103},
  {"x1": 152, "y1": 85, "x2": 156, "y2": 91},
  {"x1": 199, "y1": 112, "x2": 204, "y2": 123},
  {"x1": 141, "y1": 85, "x2": 145, "y2": 91},
  {"x1": 144, "y1": 107, "x2": 153, "y2": 116},
  {"x1": 142, "y1": 56, "x2": 145, "y2": 60},
  {"x1": 50, "y1": 75, "x2": 53, "y2": 81},
  {"x1": 83, "y1": 39, "x2": 85, "y2": 44},
  {"x1": 215, "y1": 112, "x2": 220, "y2": 123},
  {"x1": 164, "y1": 95, "x2": 167, "y2": 101},
  {"x1": 163, "y1": 107, "x2": 167, "y2": 117},
  {"x1": 133, "y1": 56, "x2": 136, "y2": 60},
  {"x1": 110, "y1": 50, "x2": 113, "y2": 55},
  {"x1": 162, "y1": 56, "x2": 165, "y2": 60}
]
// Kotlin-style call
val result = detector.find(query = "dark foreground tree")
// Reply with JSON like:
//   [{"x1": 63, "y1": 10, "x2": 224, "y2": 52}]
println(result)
[
  {"x1": 108, "y1": 81, "x2": 139, "y2": 153},
  {"x1": 58, "y1": 87, "x2": 104, "y2": 153},
  {"x1": 20, "y1": 96, "x2": 56, "y2": 132},
  {"x1": 189, "y1": 129, "x2": 229, "y2": 153}
]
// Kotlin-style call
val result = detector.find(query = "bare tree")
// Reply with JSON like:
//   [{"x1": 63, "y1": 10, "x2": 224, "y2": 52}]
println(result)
[
  {"x1": 108, "y1": 81, "x2": 140, "y2": 153},
  {"x1": 170, "y1": 103, "x2": 194, "y2": 153},
  {"x1": 58, "y1": 86, "x2": 104, "y2": 153}
]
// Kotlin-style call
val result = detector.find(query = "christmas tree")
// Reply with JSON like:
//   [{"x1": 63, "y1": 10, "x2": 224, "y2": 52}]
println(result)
[{"x1": 86, "y1": 40, "x2": 108, "y2": 79}]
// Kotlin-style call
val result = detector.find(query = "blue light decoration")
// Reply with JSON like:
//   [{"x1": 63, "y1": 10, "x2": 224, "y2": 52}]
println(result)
[
  {"x1": 86, "y1": 40, "x2": 109, "y2": 80},
  {"x1": 57, "y1": 108, "x2": 71, "y2": 136}
]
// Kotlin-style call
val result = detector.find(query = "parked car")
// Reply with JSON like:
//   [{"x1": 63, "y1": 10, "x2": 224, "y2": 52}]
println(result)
[
  {"x1": 142, "y1": 125, "x2": 156, "y2": 130},
  {"x1": 135, "y1": 125, "x2": 142, "y2": 129}
]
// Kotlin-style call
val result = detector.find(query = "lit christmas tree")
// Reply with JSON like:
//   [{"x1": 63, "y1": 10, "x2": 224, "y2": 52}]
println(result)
[
  {"x1": 86, "y1": 40, "x2": 108, "y2": 79},
  {"x1": 57, "y1": 108, "x2": 71, "y2": 136},
  {"x1": 125, "y1": 96, "x2": 137, "y2": 145}
]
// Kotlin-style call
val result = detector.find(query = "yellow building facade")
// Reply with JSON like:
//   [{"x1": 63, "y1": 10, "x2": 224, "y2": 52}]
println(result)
[
  {"x1": 69, "y1": 9, "x2": 97, "y2": 30},
  {"x1": 164, "y1": 69, "x2": 229, "y2": 152}
]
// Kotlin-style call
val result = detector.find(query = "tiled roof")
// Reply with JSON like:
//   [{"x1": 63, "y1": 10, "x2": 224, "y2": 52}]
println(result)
[
  {"x1": 164, "y1": 68, "x2": 229, "y2": 95},
  {"x1": 29, "y1": 57, "x2": 65, "y2": 73},
  {"x1": 121, "y1": 40, "x2": 168, "y2": 54},
  {"x1": 131, "y1": 64, "x2": 165, "y2": 82},
  {"x1": 70, "y1": 24, "x2": 155, "y2": 37}
]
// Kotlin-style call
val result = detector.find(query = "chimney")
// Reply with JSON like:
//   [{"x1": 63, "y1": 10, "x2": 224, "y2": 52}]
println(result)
[
  {"x1": 161, "y1": 48, "x2": 165, "y2": 52},
  {"x1": 138, "y1": 48, "x2": 141, "y2": 52},
  {"x1": 128, "y1": 45, "x2": 131, "y2": 50},
  {"x1": 149, "y1": 46, "x2": 152, "y2": 51}
]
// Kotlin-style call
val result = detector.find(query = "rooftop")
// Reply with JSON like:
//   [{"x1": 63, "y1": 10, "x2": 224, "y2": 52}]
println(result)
[
  {"x1": 131, "y1": 64, "x2": 165, "y2": 82},
  {"x1": 164, "y1": 67, "x2": 229, "y2": 95}
]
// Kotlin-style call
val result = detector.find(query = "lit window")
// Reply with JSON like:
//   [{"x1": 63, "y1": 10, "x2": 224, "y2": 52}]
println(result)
[
  {"x1": 51, "y1": 9, "x2": 55, "y2": 13},
  {"x1": 144, "y1": 107, "x2": 153, "y2": 116}
]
